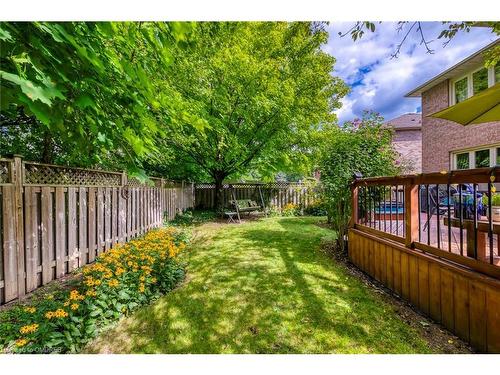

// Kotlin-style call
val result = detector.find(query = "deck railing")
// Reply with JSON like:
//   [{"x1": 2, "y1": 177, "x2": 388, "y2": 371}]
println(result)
[{"x1": 351, "y1": 167, "x2": 500, "y2": 280}]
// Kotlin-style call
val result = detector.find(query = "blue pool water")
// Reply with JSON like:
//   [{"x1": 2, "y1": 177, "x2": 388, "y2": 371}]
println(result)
[{"x1": 375, "y1": 203, "x2": 404, "y2": 214}]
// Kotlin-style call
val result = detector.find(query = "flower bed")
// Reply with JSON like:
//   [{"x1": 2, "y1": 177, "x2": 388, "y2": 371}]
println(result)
[{"x1": 0, "y1": 227, "x2": 188, "y2": 353}]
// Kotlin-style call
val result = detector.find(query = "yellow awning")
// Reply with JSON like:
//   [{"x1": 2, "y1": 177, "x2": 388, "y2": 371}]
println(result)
[{"x1": 429, "y1": 83, "x2": 500, "y2": 125}]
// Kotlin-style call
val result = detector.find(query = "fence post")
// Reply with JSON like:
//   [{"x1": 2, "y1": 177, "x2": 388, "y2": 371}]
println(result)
[
  {"x1": 350, "y1": 183, "x2": 359, "y2": 228},
  {"x1": 12, "y1": 155, "x2": 25, "y2": 297},
  {"x1": 404, "y1": 179, "x2": 419, "y2": 248}
]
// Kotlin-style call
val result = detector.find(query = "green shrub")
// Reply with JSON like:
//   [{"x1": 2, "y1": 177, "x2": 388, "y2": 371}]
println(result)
[
  {"x1": 303, "y1": 198, "x2": 328, "y2": 216},
  {"x1": 482, "y1": 192, "x2": 500, "y2": 206},
  {"x1": 170, "y1": 209, "x2": 217, "y2": 226},
  {"x1": 0, "y1": 227, "x2": 188, "y2": 353}
]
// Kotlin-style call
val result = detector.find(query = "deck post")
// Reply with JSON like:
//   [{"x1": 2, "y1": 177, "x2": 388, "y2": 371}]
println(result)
[
  {"x1": 404, "y1": 179, "x2": 419, "y2": 248},
  {"x1": 350, "y1": 183, "x2": 358, "y2": 228}
]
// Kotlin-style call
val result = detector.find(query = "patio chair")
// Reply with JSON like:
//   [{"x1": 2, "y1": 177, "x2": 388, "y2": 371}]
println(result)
[{"x1": 422, "y1": 184, "x2": 457, "y2": 232}]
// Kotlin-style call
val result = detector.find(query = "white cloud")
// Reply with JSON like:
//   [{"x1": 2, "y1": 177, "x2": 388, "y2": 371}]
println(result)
[{"x1": 324, "y1": 22, "x2": 497, "y2": 124}]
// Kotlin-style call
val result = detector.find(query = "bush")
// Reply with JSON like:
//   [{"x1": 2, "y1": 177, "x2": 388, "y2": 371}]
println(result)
[
  {"x1": 303, "y1": 198, "x2": 328, "y2": 216},
  {"x1": 0, "y1": 227, "x2": 188, "y2": 353},
  {"x1": 170, "y1": 209, "x2": 217, "y2": 226},
  {"x1": 281, "y1": 203, "x2": 300, "y2": 216},
  {"x1": 318, "y1": 111, "x2": 399, "y2": 254},
  {"x1": 482, "y1": 192, "x2": 500, "y2": 206}
]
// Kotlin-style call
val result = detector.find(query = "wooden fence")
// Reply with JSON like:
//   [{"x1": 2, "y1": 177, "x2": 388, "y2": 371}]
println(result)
[
  {"x1": 194, "y1": 182, "x2": 318, "y2": 210},
  {"x1": 349, "y1": 168, "x2": 500, "y2": 353},
  {"x1": 0, "y1": 156, "x2": 194, "y2": 305}
]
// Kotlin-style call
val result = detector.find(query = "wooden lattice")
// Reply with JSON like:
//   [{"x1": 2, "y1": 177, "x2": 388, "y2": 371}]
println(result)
[
  {"x1": 0, "y1": 160, "x2": 10, "y2": 184},
  {"x1": 23, "y1": 162, "x2": 122, "y2": 186},
  {"x1": 195, "y1": 182, "x2": 309, "y2": 190},
  {"x1": 126, "y1": 177, "x2": 149, "y2": 188}
]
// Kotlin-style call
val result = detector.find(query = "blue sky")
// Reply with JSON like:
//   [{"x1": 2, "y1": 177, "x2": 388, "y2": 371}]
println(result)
[{"x1": 323, "y1": 22, "x2": 498, "y2": 124}]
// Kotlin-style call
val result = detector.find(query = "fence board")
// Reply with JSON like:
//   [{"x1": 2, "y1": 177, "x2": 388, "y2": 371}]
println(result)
[
  {"x1": 453, "y1": 274, "x2": 470, "y2": 342},
  {"x1": 88, "y1": 187, "x2": 96, "y2": 262},
  {"x1": 2, "y1": 186, "x2": 17, "y2": 301},
  {"x1": 486, "y1": 286, "x2": 500, "y2": 352},
  {"x1": 428, "y1": 262, "x2": 441, "y2": 323},
  {"x1": 67, "y1": 187, "x2": 78, "y2": 270},
  {"x1": 79, "y1": 187, "x2": 87, "y2": 266},
  {"x1": 104, "y1": 188, "x2": 111, "y2": 251},
  {"x1": 111, "y1": 188, "x2": 117, "y2": 245},
  {"x1": 40, "y1": 187, "x2": 53, "y2": 285},
  {"x1": 468, "y1": 281, "x2": 487, "y2": 352},
  {"x1": 55, "y1": 187, "x2": 66, "y2": 277},
  {"x1": 96, "y1": 188, "x2": 104, "y2": 255},
  {"x1": 24, "y1": 187, "x2": 38, "y2": 293}
]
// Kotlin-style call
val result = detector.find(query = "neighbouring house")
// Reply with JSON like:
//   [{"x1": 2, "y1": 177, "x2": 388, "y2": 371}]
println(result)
[
  {"x1": 405, "y1": 39, "x2": 500, "y2": 173},
  {"x1": 385, "y1": 113, "x2": 422, "y2": 173}
]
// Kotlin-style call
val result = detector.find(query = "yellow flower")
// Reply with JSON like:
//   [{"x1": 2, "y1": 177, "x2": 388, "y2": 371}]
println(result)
[
  {"x1": 63, "y1": 301, "x2": 70, "y2": 307},
  {"x1": 151, "y1": 277, "x2": 157, "y2": 284},
  {"x1": 94, "y1": 279, "x2": 102, "y2": 286},
  {"x1": 45, "y1": 311, "x2": 54, "y2": 320},
  {"x1": 70, "y1": 303, "x2": 79, "y2": 311},
  {"x1": 23, "y1": 306, "x2": 36, "y2": 313},
  {"x1": 19, "y1": 324, "x2": 39, "y2": 334},
  {"x1": 86, "y1": 289, "x2": 97, "y2": 297},
  {"x1": 54, "y1": 309, "x2": 68, "y2": 318},
  {"x1": 138, "y1": 283, "x2": 145, "y2": 293},
  {"x1": 15, "y1": 338, "x2": 28, "y2": 347},
  {"x1": 69, "y1": 290, "x2": 80, "y2": 300},
  {"x1": 140, "y1": 276, "x2": 145, "y2": 282},
  {"x1": 108, "y1": 279, "x2": 119, "y2": 288}
]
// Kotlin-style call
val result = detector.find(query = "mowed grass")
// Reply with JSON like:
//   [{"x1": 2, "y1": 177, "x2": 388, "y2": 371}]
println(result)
[{"x1": 86, "y1": 217, "x2": 433, "y2": 353}]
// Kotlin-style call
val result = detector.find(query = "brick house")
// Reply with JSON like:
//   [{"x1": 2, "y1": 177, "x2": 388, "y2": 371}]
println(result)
[
  {"x1": 405, "y1": 39, "x2": 500, "y2": 173},
  {"x1": 385, "y1": 113, "x2": 422, "y2": 173}
]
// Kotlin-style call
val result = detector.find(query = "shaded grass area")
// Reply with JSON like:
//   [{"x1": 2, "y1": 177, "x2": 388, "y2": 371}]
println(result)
[{"x1": 86, "y1": 217, "x2": 433, "y2": 353}]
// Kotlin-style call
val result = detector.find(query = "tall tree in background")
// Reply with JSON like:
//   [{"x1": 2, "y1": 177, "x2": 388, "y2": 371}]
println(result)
[
  {"x1": 319, "y1": 111, "x2": 398, "y2": 254},
  {"x1": 156, "y1": 22, "x2": 348, "y2": 212}
]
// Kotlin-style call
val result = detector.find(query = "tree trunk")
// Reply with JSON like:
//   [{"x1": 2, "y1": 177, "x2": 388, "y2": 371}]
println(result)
[
  {"x1": 213, "y1": 172, "x2": 226, "y2": 215},
  {"x1": 41, "y1": 130, "x2": 54, "y2": 164}
]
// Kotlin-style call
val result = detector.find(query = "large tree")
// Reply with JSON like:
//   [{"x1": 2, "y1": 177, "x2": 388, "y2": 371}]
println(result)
[
  {"x1": 0, "y1": 22, "x2": 192, "y2": 174},
  {"x1": 156, "y1": 22, "x2": 348, "y2": 211}
]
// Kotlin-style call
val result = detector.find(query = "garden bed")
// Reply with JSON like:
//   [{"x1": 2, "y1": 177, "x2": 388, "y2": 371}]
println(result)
[{"x1": 0, "y1": 227, "x2": 188, "y2": 353}]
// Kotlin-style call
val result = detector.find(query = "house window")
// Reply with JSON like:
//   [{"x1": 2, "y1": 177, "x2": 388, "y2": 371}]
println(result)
[
  {"x1": 475, "y1": 149, "x2": 490, "y2": 168},
  {"x1": 452, "y1": 144, "x2": 500, "y2": 170},
  {"x1": 472, "y1": 68, "x2": 488, "y2": 95},
  {"x1": 456, "y1": 153, "x2": 470, "y2": 169},
  {"x1": 450, "y1": 65, "x2": 498, "y2": 104},
  {"x1": 454, "y1": 77, "x2": 468, "y2": 103}
]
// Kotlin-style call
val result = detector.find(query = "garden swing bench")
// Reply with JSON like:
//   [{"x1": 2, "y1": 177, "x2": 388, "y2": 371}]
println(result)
[{"x1": 225, "y1": 183, "x2": 267, "y2": 223}]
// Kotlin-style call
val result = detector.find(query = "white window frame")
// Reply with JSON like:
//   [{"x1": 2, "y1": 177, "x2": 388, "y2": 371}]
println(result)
[
  {"x1": 451, "y1": 144, "x2": 500, "y2": 170},
  {"x1": 449, "y1": 65, "x2": 498, "y2": 105}
]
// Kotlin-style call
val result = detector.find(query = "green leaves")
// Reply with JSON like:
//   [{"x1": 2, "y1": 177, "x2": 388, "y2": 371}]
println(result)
[
  {"x1": 0, "y1": 71, "x2": 61, "y2": 106},
  {"x1": 1, "y1": 21, "x2": 194, "y2": 170},
  {"x1": 156, "y1": 22, "x2": 346, "y2": 185}
]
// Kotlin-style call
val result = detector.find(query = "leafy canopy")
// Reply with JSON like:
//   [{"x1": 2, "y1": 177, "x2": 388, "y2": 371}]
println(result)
[
  {"x1": 319, "y1": 111, "x2": 398, "y2": 252},
  {"x1": 151, "y1": 22, "x2": 348, "y2": 184},
  {"x1": 0, "y1": 22, "x2": 193, "y2": 176}
]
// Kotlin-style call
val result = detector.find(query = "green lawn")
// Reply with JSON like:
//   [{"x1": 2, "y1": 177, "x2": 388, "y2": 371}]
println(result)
[{"x1": 86, "y1": 217, "x2": 433, "y2": 353}]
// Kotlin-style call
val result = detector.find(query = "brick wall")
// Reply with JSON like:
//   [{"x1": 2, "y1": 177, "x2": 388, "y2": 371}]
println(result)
[
  {"x1": 393, "y1": 130, "x2": 422, "y2": 173},
  {"x1": 421, "y1": 80, "x2": 500, "y2": 173}
]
